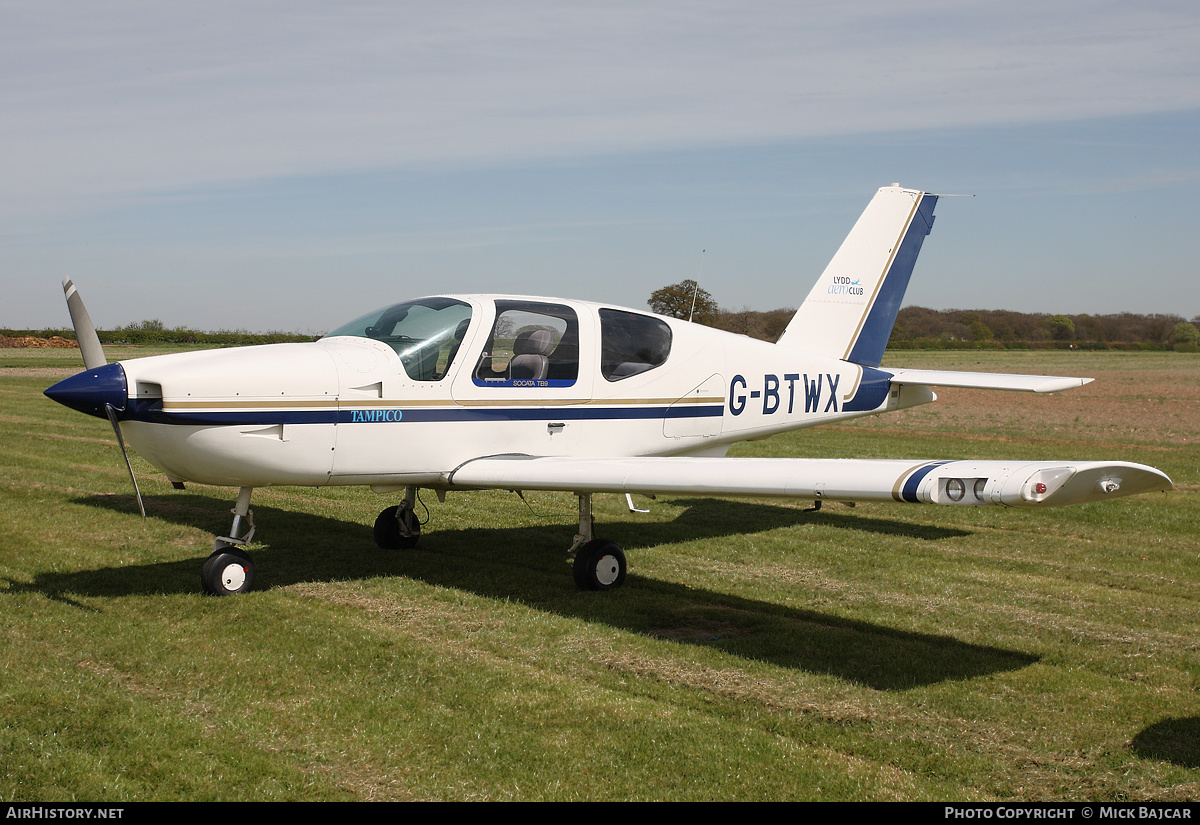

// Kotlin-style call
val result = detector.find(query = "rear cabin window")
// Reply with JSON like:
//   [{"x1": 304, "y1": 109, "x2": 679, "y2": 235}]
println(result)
[
  {"x1": 474, "y1": 301, "x2": 579, "y2": 387},
  {"x1": 600, "y1": 309, "x2": 672, "y2": 381}
]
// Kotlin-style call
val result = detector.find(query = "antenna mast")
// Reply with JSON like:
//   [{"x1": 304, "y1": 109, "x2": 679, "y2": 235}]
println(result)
[{"x1": 688, "y1": 250, "x2": 705, "y2": 323}]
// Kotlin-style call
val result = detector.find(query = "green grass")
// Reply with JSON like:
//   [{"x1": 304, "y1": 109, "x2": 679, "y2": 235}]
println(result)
[{"x1": 2, "y1": 349, "x2": 1198, "y2": 800}]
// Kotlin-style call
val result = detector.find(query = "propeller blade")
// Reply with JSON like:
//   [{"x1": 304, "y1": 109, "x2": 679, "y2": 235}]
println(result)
[
  {"x1": 62, "y1": 278, "x2": 107, "y2": 370},
  {"x1": 105, "y1": 404, "x2": 146, "y2": 519},
  {"x1": 58, "y1": 280, "x2": 144, "y2": 517}
]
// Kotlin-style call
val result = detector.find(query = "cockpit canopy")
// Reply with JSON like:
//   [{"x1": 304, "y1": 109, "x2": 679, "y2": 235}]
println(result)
[
  {"x1": 325, "y1": 297, "x2": 472, "y2": 381},
  {"x1": 326, "y1": 297, "x2": 674, "y2": 384}
]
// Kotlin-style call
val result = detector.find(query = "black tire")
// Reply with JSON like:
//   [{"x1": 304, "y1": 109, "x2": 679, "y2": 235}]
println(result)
[
  {"x1": 374, "y1": 505, "x2": 421, "y2": 550},
  {"x1": 572, "y1": 540, "x2": 626, "y2": 591},
  {"x1": 201, "y1": 547, "x2": 256, "y2": 596}
]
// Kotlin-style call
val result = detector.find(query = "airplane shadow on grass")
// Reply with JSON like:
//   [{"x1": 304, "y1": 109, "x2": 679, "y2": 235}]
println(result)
[
  {"x1": 1131, "y1": 717, "x2": 1200, "y2": 769},
  {"x1": 13, "y1": 491, "x2": 1032, "y2": 691}
]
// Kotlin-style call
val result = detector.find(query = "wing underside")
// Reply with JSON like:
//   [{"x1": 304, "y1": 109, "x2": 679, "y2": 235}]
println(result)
[{"x1": 447, "y1": 455, "x2": 1171, "y2": 508}]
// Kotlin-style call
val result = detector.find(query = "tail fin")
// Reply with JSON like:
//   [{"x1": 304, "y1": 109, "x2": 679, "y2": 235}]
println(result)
[{"x1": 776, "y1": 184, "x2": 938, "y2": 367}]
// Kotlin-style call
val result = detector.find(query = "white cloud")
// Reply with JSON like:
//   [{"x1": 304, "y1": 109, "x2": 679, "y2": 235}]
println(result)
[{"x1": 4, "y1": 0, "x2": 1199, "y2": 217}]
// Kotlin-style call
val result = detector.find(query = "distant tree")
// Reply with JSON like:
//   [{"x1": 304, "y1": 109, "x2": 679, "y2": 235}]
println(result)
[
  {"x1": 118, "y1": 318, "x2": 168, "y2": 343},
  {"x1": 1144, "y1": 314, "x2": 1184, "y2": 344},
  {"x1": 968, "y1": 320, "x2": 993, "y2": 342},
  {"x1": 648, "y1": 280, "x2": 718, "y2": 324},
  {"x1": 985, "y1": 311, "x2": 1018, "y2": 342},
  {"x1": 760, "y1": 308, "x2": 794, "y2": 341},
  {"x1": 1098, "y1": 313, "x2": 1137, "y2": 343},
  {"x1": 713, "y1": 307, "x2": 766, "y2": 339},
  {"x1": 1170, "y1": 321, "x2": 1199, "y2": 346},
  {"x1": 892, "y1": 306, "x2": 944, "y2": 339},
  {"x1": 1047, "y1": 315, "x2": 1075, "y2": 341},
  {"x1": 1072, "y1": 314, "x2": 1105, "y2": 343}
]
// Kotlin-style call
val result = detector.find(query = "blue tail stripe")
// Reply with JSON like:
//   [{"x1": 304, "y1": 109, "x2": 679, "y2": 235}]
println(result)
[{"x1": 847, "y1": 194, "x2": 938, "y2": 367}]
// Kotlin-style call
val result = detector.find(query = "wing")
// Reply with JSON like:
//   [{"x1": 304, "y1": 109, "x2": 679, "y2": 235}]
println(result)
[{"x1": 447, "y1": 455, "x2": 1171, "y2": 508}]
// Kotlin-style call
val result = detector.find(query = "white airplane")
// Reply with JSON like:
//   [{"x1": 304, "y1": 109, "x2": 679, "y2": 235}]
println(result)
[{"x1": 45, "y1": 184, "x2": 1172, "y2": 596}]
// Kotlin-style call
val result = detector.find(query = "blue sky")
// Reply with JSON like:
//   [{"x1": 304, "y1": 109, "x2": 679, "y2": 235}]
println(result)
[{"x1": 4, "y1": 1, "x2": 1199, "y2": 332}]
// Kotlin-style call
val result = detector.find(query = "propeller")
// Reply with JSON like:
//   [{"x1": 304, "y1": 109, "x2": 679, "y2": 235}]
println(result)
[
  {"x1": 59, "y1": 278, "x2": 146, "y2": 518},
  {"x1": 105, "y1": 404, "x2": 146, "y2": 519},
  {"x1": 63, "y1": 278, "x2": 107, "y2": 370}
]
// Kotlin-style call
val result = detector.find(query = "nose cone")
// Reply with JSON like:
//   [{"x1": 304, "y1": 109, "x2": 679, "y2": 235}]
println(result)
[{"x1": 45, "y1": 362, "x2": 129, "y2": 419}]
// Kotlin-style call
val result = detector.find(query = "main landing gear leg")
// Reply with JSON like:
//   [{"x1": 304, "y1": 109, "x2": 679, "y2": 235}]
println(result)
[
  {"x1": 374, "y1": 485, "x2": 421, "y2": 550},
  {"x1": 569, "y1": 492, "x2": 627, "y2": 591},
  {"x1": 202, "y1": 486, "x2": 257, "y2": 596}
]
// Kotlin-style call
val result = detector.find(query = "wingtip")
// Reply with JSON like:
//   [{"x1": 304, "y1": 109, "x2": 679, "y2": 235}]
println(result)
[{"x1": 1033, "y1": 376, "x2": 1094, "y2": 393}]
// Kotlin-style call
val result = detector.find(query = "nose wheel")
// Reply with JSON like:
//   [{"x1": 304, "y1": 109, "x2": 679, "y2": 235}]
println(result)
[{"x1": 202, "y1": 486, "x2": 258, "y2": 596}]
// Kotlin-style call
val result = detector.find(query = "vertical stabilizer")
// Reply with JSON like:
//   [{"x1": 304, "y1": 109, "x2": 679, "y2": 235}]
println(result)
[{"x1": 776, "y1": 185, "x2": 938, "y2": 367}]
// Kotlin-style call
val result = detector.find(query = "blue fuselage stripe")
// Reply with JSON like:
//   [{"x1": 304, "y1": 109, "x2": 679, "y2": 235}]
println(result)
[{"x1": 128, "y1": 404, "x2": 725, "y2": 426}]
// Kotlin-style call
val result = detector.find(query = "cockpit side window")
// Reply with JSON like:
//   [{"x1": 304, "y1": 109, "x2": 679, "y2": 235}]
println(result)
[
  {"x1": 474, "y1": 301, "x2": 579, "y2": 387},
  {"x1": 324, "y1": 298, "x2": 472, "y2": 381},
  {"x1": 600, "y1": 308, "x2": 672, "y2": 381}
]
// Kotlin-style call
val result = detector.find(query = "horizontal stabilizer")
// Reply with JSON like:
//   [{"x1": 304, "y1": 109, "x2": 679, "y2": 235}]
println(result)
[
  {"x1": 885, "y1": 369, "x2": 1093, "y2": 394},
  {"x1": 447, "y1": 455, "x2": 1171, "y2": 508}
]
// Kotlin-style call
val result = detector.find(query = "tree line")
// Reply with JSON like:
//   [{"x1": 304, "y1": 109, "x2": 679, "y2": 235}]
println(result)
[
  {"x1": 649, "y1": 280, "x2": 1200, "y2": 351},
  {"x1": 0, "y1": 319, "x2": 316, "y2": 346},
  {"x1": 884, "y1": 307, "x2": 1199, "y2": 350}
]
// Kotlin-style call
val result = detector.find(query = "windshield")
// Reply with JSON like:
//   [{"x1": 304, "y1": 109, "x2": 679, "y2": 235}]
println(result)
[{"x1": 324, "y1": 297, "x2": 472, "y2": 381}]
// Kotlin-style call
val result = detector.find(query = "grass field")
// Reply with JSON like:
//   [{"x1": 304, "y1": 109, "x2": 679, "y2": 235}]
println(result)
[{"x1": 2, "y1": 348, "x2": 1197, "y2": 801}]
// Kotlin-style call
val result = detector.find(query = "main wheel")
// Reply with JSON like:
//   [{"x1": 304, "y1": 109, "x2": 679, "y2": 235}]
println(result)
[
  {"x1": 374, "y1": 505, "x2": 421, "y2": 549},
  {"x1": 572, "y1": 539, "x2": 627, "y2": 591},
  {"x1": 201, "y1": 547, "x2": 256, "y2": 596}
]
